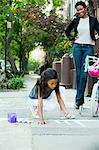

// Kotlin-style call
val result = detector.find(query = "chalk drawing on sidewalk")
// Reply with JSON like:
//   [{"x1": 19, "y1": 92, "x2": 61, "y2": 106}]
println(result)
[{"x1": 0, "y1": 118, "x2": 99, "y2": 128}]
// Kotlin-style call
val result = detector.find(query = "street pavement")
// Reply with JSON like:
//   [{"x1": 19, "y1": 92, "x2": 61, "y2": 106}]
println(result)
[{"x1": 0, "y1": 74, "x2": 99, "y2": 150}]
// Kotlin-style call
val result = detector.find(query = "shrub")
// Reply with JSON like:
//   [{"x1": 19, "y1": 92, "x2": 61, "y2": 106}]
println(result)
[
  {"x1": 7, "y1": 76, "x2": 24, "y2": 89},
  {"x1": 54, "y1": 35, "x2": 72, "y2": 60},
  {"x1": 0, "y1": 82, "x2": 7, "y2": 89},
  {"x1": 28, "y1": 59, "x2": 40, "y2": 72}
]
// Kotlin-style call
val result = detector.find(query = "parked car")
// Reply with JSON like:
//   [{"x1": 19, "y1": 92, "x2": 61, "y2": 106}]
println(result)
[
  {"x1": 0, "y1": 60, "x2": 10, "y2": 70},
  {"x1": 0, "y1": 60, "x2": 13, "y2": 79}
]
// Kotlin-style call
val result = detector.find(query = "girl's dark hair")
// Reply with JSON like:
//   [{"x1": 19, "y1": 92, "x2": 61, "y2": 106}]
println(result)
[
  {"x1": 41, "y1": 68, "x2": 58, "y2": 81},
  {"x1": 37, "y1": 68, "x2": 59, "y2": 97},
  {"x1": 75, "y1": 1, "x2": 87, "y2": 8}
]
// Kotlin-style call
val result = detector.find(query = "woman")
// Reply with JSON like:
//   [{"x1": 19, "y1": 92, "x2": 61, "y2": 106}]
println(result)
[{"x1": 65, "y1": 1, "x2": 99, "y2": 109}]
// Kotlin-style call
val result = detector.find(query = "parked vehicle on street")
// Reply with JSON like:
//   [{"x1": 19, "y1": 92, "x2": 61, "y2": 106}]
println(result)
[{"x1": 0, "y1": 60, "x2": 13, "y2": 79}]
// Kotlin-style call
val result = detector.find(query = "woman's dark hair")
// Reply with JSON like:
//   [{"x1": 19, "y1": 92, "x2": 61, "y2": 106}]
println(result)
[
  {"x1": 75, "y1": 1, "x2": 87, "y2": 8},
  {"x1": 36, "y1": 68, "x2": 59, "y2": 97}
]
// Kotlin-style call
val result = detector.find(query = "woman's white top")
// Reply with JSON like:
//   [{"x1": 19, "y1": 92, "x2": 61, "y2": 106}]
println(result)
[{"x1": 75, "y1": 17, "x2": 95, "y2": 45}]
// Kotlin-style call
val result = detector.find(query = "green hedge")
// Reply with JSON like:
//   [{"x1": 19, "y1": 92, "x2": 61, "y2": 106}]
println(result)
[{"x1": 0, "y1": 76, "x2": 24, "y2": 90}]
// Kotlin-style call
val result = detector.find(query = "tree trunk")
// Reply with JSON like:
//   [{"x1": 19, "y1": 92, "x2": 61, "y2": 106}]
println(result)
[
  {"x1": 6, "y1": 0, "x2": 18, "y2": 74},
  {"x1": 7, "y1": 52, "x2": 18, "y2": 74},
  {"x1": 22, "y1": 52, "x2": 29, "y2": 73}
]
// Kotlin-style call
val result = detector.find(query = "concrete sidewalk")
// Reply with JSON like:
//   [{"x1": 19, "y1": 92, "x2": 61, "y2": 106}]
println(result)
[
  {"x1": 0, "y1": 74, "x2": 37, "y2": 150},
  {"x1": 0, "y1": 74, "x2": 98, "y2": 150}
]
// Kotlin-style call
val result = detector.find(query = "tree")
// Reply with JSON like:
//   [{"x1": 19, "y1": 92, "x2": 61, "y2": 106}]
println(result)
[{"x1": 0, "y1": 0, "x2": 71, "y2": 74}]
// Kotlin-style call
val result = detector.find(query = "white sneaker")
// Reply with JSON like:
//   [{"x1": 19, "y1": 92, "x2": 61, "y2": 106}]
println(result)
[
  {"x1": 30, "y1": 106, "x2": 39, "y2": 119},
  {"x1": 32, "y1": 110, "x2": 39, "y2": 119},
  {"x1": 32, "y1": 114, "x2": 39, "y2": 119}
]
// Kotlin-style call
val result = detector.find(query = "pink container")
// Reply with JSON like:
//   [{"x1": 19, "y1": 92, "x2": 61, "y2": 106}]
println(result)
[
  {"x1": 8, "y1": 113, "x2": 17, "y2": 123},
  {"x1": 88, "y1": 66, "x2": 99, "y2": 77}
]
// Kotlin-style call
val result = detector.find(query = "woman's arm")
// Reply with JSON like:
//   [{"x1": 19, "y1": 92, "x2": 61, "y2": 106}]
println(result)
[
  {"x1": 95, "y1": 17, "x2": 99, "y2": 35},
  {"x1": 37, "y1": 86, "x2": 46, "y2": 124},
  {"x1": 65, "y1": 19, "x2": 75, "y2": 41}
]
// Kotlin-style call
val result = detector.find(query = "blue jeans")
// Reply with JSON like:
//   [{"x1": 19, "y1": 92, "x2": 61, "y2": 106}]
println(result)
[{"x1": 72, "y1": 43, "x2": 94, "y2": 106}]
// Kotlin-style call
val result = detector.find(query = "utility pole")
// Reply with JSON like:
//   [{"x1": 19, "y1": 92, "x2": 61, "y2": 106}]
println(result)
[
  {"x1": 5, "y1": 21, "x2": 12, "y2": 77},
  {"x1": 5, "y1": 0, "x2": 12, "y2": 77}
]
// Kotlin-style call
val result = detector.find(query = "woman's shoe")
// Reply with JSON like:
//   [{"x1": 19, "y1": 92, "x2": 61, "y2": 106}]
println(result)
[
  {"x1": 32, "y1": 111, "x2": 39, "y2": 119},
  {"x1": 74, "y1": 104, "x2": 79, "y2": 109}
]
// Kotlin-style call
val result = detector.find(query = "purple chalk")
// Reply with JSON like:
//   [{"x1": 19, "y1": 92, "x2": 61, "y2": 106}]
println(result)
[{"x1": 8, "y1": 113, "x2": 17, "y2": 123}]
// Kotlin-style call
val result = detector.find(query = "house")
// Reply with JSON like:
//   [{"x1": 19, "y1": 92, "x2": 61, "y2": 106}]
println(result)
[
  {"x1": 63, "y1": 0, "x2": 86, "y2": 20},
  {"x1": 90, "y1": 0, "x2": 99, "y2": 55},
  {"x1": 63, "y1": 0, "x2": 99, "y2": 19}
]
